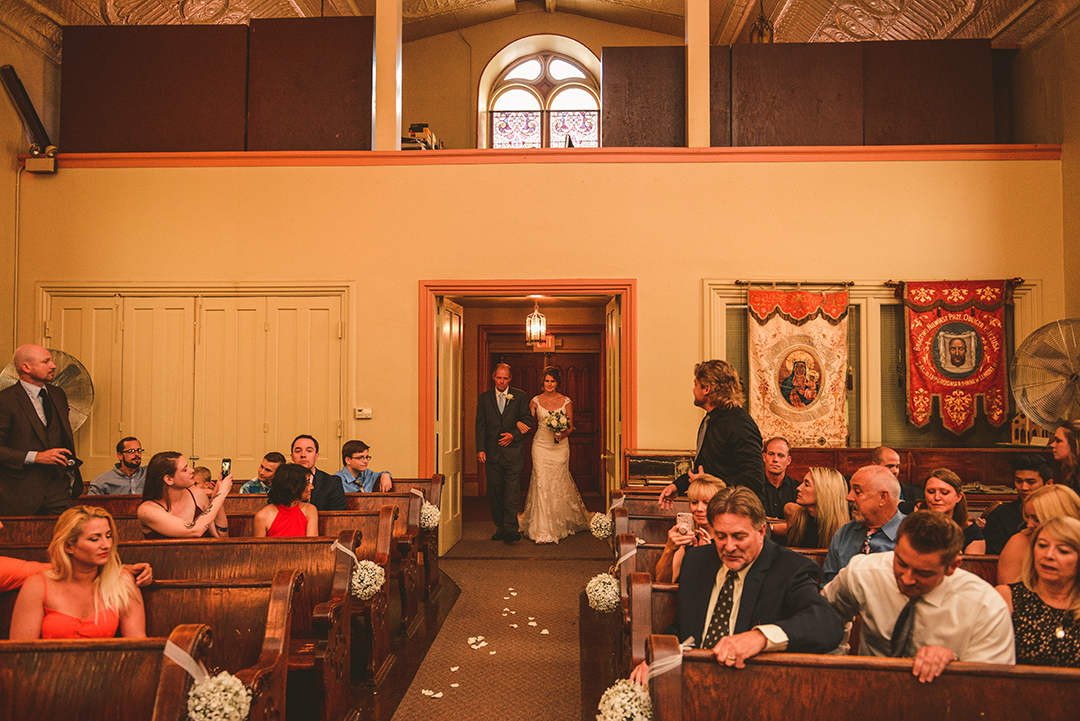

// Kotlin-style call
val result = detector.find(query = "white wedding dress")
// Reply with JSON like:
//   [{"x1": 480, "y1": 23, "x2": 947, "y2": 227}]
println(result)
[{"x1": 520, "y1": 397, "x2": 590, "y2": 543}]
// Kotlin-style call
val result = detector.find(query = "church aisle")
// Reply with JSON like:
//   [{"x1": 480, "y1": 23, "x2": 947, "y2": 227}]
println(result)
[{"x1": 390, "y1": 523, "x2": 610, "y2": 721}]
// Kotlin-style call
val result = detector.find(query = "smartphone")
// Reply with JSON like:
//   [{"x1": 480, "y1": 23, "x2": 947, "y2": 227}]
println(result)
[
  {"x1": 221, "y1": 458, "x2": 231, "y2": 480},
  {"x1": 675, "y1": 512, "x2": 695, "y2": 536}
]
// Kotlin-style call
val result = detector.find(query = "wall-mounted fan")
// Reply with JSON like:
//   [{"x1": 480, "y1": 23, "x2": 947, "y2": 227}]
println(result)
[
  {"x1": 0, "y1": 348, "x2": 95, "y2": 431},
  {"x1": 1011, "y1": 319, "x2": 1080, "y2": 430}
]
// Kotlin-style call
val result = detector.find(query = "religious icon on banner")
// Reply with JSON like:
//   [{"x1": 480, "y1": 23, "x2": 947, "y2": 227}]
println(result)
[
  {"x1": 899, "y1": 280, "x2": 1014, "y2": 435},
  {"x1": 748, "y1": 289, "x2": 849, "y2": 447}
]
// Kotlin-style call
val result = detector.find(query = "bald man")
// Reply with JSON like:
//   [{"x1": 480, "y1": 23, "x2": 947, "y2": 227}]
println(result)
[
  {"x1": 821, "y1": 465, "x2": 905, "y2": 584},
  {"x1": 870, "y1": 446, "x2": 924, "y2": 514},
  {"x1": 0, "y1": 345, "x2": 82, "y2": 515}
]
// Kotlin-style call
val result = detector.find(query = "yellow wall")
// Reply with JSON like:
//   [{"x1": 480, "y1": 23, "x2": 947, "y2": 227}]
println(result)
[
  {"x1": 402, "y1": 9, "x2": 682, "y2": 150},
  {"x1": 13, "y1": 157, "x2": 1064, "y2": 476}
]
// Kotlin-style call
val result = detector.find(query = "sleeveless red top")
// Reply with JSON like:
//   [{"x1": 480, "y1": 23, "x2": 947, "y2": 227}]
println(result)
[
  {"x1": 267, "y1": 504, "x2": 308, "y2": 537},
  {"x1": 40, "y1": 574, "x2": 120, "y2": 639}
]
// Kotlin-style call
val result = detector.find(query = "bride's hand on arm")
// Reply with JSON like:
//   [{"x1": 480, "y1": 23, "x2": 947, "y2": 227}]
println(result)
[{"x1": 516, "y1": 421, "x2": 530, "y2": 434}]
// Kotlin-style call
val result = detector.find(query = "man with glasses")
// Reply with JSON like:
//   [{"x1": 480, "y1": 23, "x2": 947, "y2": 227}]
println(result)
[
  {"x1": 335, "y1": 440, "x2": 393, "y2": 493},
  {"x1": 88, "y1": 436, "x2": 146, "y2": 495}
]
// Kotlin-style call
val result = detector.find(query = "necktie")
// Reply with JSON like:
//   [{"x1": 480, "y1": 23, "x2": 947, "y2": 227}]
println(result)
[
  {"x1": 40, "y1": 387, "x2": 53, "y2": 427},
  {"x1": 861, "y1": 526, "x2": 878, "y2": 554},
  {"x1": 702, "y1": 571, "x2": 738, "y2": 648},
  {"x1": 889, "y1": 596, "x2": 919, "y2": 657},
  {"x1": 695, "y1": 416, "x2": 708, "y2": 458},
  {"x1": 498, "y1": 392, "x2": 506, "y2": 413}
]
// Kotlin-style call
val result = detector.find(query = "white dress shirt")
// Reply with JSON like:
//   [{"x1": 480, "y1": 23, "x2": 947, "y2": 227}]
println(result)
[
  {"x1": 702, "y1": 563, "x2": 789, "y2": 651},
  {"x1": 823, "y1": 551, "x2": 1015, "y2": 663}
]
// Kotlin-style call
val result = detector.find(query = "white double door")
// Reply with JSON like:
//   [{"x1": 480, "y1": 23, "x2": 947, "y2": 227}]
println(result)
[{"x1": 46, "y1": 294, "x2": 342, "y2": 482}]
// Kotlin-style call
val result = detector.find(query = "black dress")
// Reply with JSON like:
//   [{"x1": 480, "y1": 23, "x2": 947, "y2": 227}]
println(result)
[
  {"x1": 1010, "y1": 582, "x2": 1080, "y2": 667},
  {"x1": 790, "y1": 514, "x2": 820, "y2": 548}
]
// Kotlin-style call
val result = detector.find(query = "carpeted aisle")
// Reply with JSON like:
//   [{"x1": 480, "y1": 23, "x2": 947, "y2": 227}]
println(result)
[{"x1": 391, "y1": 521, "x2": 611, "y2": 721}]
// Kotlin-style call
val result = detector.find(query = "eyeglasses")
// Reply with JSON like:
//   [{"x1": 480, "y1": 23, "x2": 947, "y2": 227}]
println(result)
[
  {"x1": 121, "y1": 448, "x2": 144, "y2": 454},
  {"x1": 350, "y1": 454, "x2": 372, "y2": 461}
]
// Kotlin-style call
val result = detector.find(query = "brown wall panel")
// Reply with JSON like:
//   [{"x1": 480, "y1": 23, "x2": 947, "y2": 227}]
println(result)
[
  {"x1": 710, "y1": 46, "x2": 732, "y2": 148},
  {"x1": 864, "y1": 39, "x2": 995, "y2": 146},
  {"x1": 731, "y1": 42, "x2": 863, "y2": 147},
  {"x1": 247, "y1": 17, "x2": 374, "y2": 152},
  {"x1": 60, "y1": 26, "x2": 248, "y2": 153},
  {"x1": 602, "y1": 46, "x2": 686, "y2": 148}
]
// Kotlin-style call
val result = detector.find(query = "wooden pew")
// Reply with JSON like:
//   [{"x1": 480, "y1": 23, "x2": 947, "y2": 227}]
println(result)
[
  {"x1": 645, "y1": 634, "x2": 1080, "y2": 721},
  {"x1": 140, "y1": 570, "x2": 300, "y2": 721},
  {"x1": 0, "y1": 513, "x2": 145, "y2": 543},
  {"x1": 389, "y1": 476, "x2": 444, "y2": 601},
  {"x1": 0, "y1": 623, "x2": 207, "y2": 721}
]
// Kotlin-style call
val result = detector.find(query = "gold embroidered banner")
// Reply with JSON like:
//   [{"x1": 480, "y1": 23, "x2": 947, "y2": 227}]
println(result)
[
  {"x1": 748, "y1": 289, "x2": 849, "y2": 447},
  {"x1": 900, "y1": 280, "x2": 1013, "y2": 434}
]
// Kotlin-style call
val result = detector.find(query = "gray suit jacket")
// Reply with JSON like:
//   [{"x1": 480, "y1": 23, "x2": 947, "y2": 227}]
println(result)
[{"x1": 0, "y1": 382, "x2": 81, "y2": 514}]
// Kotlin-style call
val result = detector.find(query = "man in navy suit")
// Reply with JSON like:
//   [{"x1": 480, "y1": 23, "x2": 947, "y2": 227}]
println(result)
[
  {"x1": 632, "y1": 487, "x2": 843, "y2": 682},
  {"x1": 0, "y1": 345, "x2": 82, "y2": 515},
  {"x1": 476, "y1": 363, "x2": 533, "y2": 543}
]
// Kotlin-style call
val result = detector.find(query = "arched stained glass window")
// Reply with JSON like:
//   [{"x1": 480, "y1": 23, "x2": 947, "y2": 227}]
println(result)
[{"x1": 488, "y1": 52, "x2": 600, "y2": 149}]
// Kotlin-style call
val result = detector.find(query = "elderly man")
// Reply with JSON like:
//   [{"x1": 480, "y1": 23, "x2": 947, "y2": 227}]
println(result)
[
  {"x1": 0, "y1": 344, "x2": 82, "y2": 514},
  {"x1": 871, "y1": 445, "x2": 923, "y2": 514},
  {"x1": 291, "y1": 434, "x2": 346, "y2": 511},
  {"x1": 631, "y1": 487, "x2": 844, "y2": 683},
  {"x1": 241, "y1": 452, "x2": 286, "y2": 494},
  {"x1": 658, "y1": 360, "x2": 765, "y2": 509},
  {"x1": 824, "y1": 510, "x2": 1015, "y2": 682},
  {"x1": 822, "y1": 465, "x2": 905, "y2": 583},
  {"x1": 983, "y1": 454, "x2": 1053, "y2": 554},
  {"x1": 88, "y1": 436, "x2": 147, "y2": 495}
]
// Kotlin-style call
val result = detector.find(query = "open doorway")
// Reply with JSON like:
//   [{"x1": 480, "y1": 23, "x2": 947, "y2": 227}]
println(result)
[{"x1": 418, "y1": 281, "x2": 636, "y2": 554}]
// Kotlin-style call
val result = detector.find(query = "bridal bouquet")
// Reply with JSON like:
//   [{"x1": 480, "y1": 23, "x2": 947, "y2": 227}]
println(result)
[
  {"x1": 545, "y1": 409, "x2": 571, "y2": 443},
  {"x1": 350, "y1": 560, "x2": 386, "y2": 600},
  {"x1": 420, "y1": 501, "x2": 441, "y2": 530},
  {"x1": 586, "y1": 572, "x2": 620, "y2": 613},
  {"x1": 596, "y1": 679, "x2": 652, "y2": 721},
  {"x1": 590, "y1": 512, "x2": 613, "y2": 540},
  {"x1": 187, "y1": 671, "x2": 252, "y2": 721}
]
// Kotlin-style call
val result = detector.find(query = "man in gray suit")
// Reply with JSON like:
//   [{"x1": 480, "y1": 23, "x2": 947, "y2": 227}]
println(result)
[
  {"x1": 0, "y1": 345, "x2": 82, "y2": 515},
  {"x1": 476, "y1": 363, "x2": 533, "y2": 543}
]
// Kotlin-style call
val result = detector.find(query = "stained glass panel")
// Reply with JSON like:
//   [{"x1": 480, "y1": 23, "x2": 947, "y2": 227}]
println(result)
[
  {"x1": 549, "y1": 110, "x2": 599, "y2": 148},
  {"x1": 493, "y1": 111, "x2": 543, "y2": 149}
]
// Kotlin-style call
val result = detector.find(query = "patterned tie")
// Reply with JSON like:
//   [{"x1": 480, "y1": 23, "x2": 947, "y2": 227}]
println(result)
[
  {"x1": 498, "y1": 392, "x2": 506, "y2": 413},
  {"x1": 861, "y1": 526, "x2": 878, "y2": 554},
  {"x1": 40, "y1": 387, "x2": 53, "y2": 427},
  {"x1": 889, "y1": 596, "x2": 919, "y2": 657},
  {"x1": 702, "y1": 571, "x2": 738, "y2": 648}
]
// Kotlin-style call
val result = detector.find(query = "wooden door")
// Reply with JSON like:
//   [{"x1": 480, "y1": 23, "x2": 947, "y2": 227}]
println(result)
[
  {"x1": 437, "y1": 299, "x2": 464, "y2": 553},
  {"x1": 493, "y1": 350, "x2": 602, "y2": 496},
  {"x1": 604, "y1": 298, "x2": 622, "y2": 504}
]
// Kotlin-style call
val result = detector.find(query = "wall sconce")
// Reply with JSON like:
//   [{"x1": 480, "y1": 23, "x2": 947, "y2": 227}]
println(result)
[{"x1": 526, "y1": 301, "x2": 546, "y2": 344}]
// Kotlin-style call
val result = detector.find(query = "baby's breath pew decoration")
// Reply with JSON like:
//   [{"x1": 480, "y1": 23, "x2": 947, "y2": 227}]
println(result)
[
  {"x1": 350, "y1": 560, "x2": 386, "y2": 600},
  {"x1": 596, "y1": 679, "x2": 652, "y2": 721},
  {"x1": 585, "y1": 572, "x2": 620, "y2": 613},
  {"x1": 188, "y1": 671, "x2": 252, "y2": 721},
  {"x1": 420, "y1": 501, "x2": 441, "y2": 530},
  {"x1": 590, "y1": 512, "x2": 613, "y2": 540}
]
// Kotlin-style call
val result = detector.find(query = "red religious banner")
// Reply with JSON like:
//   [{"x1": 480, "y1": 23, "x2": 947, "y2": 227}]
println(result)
[
  {"x1": 748, "y1": 289, "x2": 849, "y2": 325},
  {"x1": 899, "y1": 280, "x2": 1014, "y2": 434}
]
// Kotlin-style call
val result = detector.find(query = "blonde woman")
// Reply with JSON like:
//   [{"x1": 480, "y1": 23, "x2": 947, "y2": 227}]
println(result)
[
  {"x1": 10, "y1": 506, "x2": 145, "y2": 639},
  {"x1": 783, "y1": 467, "x2": 849, "y2": 549},
  {"x1": 996, "y1": 516, "x2": 1080, "y2": 667},
  {"x1": 654, "y1": 476, "x2": 725, "y2": 583},
  {"x1": 999, "y1": 485, "x2": 1080, "y2": 585}
]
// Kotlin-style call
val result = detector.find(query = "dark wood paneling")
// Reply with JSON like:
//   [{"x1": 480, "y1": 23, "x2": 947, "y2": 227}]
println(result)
[
  {"x1": 247, "y1": 17, "x2": 374, "y2": 151},
  {"x1": 602, "y1": 46, "x2": 686, "y2": 147},
  {"x1": 992, "y1": 48, "x2": 1018, "y2": 144},
  {"x1": 863, "y1": 39, "x2": 995, "y2": 146},
  {"x1": 732, "y1": 42, "x2": 863, "y2": 147},
  {"x1": 710, "y1": 46, "x2": 732, "y2": 148},
  {"x1": 60, "y1": 25, "x2": 248, "y2": 152}
]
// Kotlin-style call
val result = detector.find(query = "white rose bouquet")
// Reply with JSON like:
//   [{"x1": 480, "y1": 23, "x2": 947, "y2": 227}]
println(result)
[
  {"x1": 187, "y1": 671, "x2": 252, "y2": 721},
  {"x1": 596, "y1": 679, "x2": 652, "y2": 721},
  {"x1": 545, "y1": 409, "x2": 571, "y2": 443},
  {"x1": 350, "y1": 560, "x2": 386, "y2": 600},
  {"x1": 585, "y1": 572, "x2": 620, "y2": 613}
]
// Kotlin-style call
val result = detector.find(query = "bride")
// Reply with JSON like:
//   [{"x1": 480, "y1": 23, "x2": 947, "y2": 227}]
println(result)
[{"x1": 520, "y1": 366, "x2": 590, "y2": 543}]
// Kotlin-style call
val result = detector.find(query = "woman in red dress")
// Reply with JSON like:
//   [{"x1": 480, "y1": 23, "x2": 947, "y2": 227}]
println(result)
[{"x1": 254, "y1": 463, "x2": 318, "y2": 537}]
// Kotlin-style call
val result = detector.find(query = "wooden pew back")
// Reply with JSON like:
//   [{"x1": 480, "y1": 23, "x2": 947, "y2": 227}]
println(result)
[{"x1": 0, "y1": 513, "x2": 144, "y2": 543}]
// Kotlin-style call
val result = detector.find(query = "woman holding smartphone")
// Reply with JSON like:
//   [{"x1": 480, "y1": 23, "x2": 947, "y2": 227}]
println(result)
[{"x1": 654, "y1": 476, "x2": 725, "y2": 583}]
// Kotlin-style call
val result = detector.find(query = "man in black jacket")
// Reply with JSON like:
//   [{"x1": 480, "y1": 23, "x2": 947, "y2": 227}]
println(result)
[
  {"x1": 476, "y1": 363, "x2": 533, "y2": 543},
  {"x1": 659, "y1": 360, "x2": 765, "y2": 509},
  {"x1": 290, "y1": 434, "x2": 346, "y2": 512}
]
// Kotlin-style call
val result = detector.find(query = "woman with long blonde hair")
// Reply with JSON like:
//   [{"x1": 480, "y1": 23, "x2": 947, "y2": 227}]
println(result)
[
  {"x1": 998, "y1": 485, "x2": 1080, "y2": 585},
  {"x1": 10, "y1": 506, "x2": 145, "y2": 639},
  {"x1": 784, "y1": 467, "x2": 849, "y2": 548}
]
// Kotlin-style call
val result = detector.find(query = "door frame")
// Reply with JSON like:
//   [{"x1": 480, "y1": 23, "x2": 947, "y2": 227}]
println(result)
[{"x1": 417, "y1": 279, "x2": 636, "y2": 477}]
